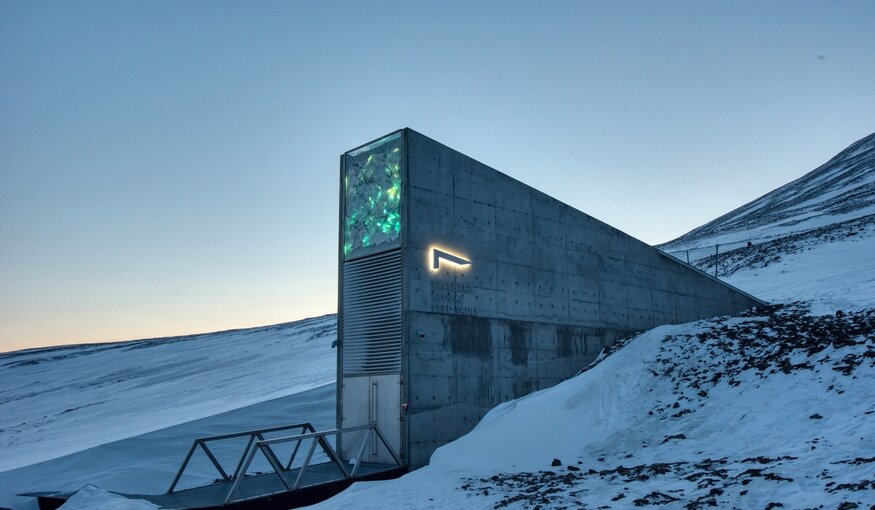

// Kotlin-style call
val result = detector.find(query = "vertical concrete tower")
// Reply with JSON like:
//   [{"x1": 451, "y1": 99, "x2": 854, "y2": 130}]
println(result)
[{"x1": 337, "y1": 129, "x2": 763, "y2": 469}]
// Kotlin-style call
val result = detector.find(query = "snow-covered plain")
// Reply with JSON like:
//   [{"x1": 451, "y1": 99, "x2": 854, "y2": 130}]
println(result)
[
  {"x1": 0, "y1": 384, "x2": 335, "y2": 509},
  {"x1": 0, "y1": 316, "x2": 336, "y2": 509},
  {"x1": 0, "y1": 315, "x2": 335, "y2": 473}
]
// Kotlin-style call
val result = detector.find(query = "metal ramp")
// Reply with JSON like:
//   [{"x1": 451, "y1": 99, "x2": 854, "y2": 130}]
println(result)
[{"x1": 27, "y1": 423, "x2": 406, "y2": 510}]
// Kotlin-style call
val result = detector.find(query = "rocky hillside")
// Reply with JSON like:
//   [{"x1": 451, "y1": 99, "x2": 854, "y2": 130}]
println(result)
[{"x1": 663, "y1": 131, "x2": 875, "y2": 252}]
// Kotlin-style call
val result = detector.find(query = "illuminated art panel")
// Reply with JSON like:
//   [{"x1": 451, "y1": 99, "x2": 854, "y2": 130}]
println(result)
[{"x1": 343, "y1": 132, "x2": 402, "y2": 259}]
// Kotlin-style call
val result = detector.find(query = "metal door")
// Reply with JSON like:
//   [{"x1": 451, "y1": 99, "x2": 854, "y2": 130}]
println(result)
[{"x1": 339, "y1": 248, "x2": 403, "y2": 464}]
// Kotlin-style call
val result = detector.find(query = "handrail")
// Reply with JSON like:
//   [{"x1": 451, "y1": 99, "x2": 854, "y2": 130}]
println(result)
[
  {"x1": 167, "y1": 422, "x2": 315, "y2": 494},
  {"x1": 185, "y1": 422, "x2": 315, "y2": 444},
  {"x1": 223, "y1": 423, "x2": 402, "y2": 504},
  {"x1": 257, "y1": 424, "x2": 372, "y2": 445}
]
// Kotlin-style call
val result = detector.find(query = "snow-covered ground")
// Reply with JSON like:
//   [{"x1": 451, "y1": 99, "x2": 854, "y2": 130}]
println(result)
[
  {"x1": 0, "y1": 384, "x2": 335, "y2": 509},
  {"x1": 726, "y1": 227, "x2": 875, "y2": 315},
  {"x1": 313, "y1": 306, "x2": 874, "y2": 509},
  {"x1": 0, "y1": 316, "x2": 337, "y2": 509},
  {"x1": 54, "y1": 485, "x2": 161, "y2": 510},
  {"x1": 0, "y1": 315, "x2": 335, "y2": 473}
]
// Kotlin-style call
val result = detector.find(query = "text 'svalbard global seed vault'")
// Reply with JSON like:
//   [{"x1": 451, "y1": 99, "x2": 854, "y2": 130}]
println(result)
[{"x1": 337, "y1": 129, "x2": 765, "y2": 469}]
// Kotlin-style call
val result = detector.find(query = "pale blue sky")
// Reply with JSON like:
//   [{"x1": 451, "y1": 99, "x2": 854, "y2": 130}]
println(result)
[{"x1": 1, "y1": 0, "x2": 873, "y2": 351}]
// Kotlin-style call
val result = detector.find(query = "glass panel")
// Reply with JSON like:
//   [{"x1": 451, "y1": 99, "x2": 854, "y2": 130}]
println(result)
[{"x1": 343, "y1": 132, "x2": 403, "y2": 259}]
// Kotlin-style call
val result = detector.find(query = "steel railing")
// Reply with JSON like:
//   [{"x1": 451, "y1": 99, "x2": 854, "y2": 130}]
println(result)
[
  {"x1": 166, "y1": 422, "x2": 402, "y2": 505},
  {"x1": 167, "y1": 422, "x2": 317, "y2": 495}
]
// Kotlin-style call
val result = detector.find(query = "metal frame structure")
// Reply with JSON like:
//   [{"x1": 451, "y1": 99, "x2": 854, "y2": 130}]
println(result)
[{"x1": 167, "y1": 422, "x2": 402, "y2": 505}]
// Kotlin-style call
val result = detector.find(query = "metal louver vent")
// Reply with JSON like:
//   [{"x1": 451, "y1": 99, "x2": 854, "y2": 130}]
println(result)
[{"x1": 341, "y1": 249, "x2": 402, "y2": 375}]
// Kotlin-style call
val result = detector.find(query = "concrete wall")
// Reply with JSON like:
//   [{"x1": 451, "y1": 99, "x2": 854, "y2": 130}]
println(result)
[{"x1": 399, "y1": 129, "x2": 763, "y2": 468}]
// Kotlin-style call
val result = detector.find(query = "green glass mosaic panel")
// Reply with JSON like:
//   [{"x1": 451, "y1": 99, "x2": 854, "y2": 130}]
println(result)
[{"x1": 343, "y1": 133, "x2": 402, "y2": 259}]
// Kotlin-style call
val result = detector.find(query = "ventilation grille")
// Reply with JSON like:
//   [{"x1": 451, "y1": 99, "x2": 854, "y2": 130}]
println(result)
[{"x1": 342, "y1": 248, "x2": 402, "y2": 375}]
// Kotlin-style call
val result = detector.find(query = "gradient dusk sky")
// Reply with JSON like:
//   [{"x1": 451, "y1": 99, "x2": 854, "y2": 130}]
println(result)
[{"x1": 1, "y1": 1, "x2": 873, "y2": 352}]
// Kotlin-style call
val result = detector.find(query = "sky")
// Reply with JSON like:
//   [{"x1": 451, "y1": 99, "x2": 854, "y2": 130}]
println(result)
[{"x1": 1, "y1": 0, "x2": 873, "y2": 352}]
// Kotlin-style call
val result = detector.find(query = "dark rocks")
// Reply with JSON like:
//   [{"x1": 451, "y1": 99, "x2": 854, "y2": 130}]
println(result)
[
  {"x1": 456, "y1": 305, "x2": 874, "y2": 510},
  {"x1": 832, "y1": 456, "x2": 875, "y2": 465},
  {"x1": 459, "y1": 452, "x2": 866, "y2": 510},
  {"x1": 661, "y1": 434, "x2": 687, "y2": 444},
  {"x1": 633, "y1": 491, "x2": 679, "y2": 506},
  {"x1": 652, "y1": 304, "x2": 875, "y2": 414},
  {"x1": 681, "y1": 214, "x2": 875, "y2": 277},
  {"x1": 830, "y1": 479, "x2": 874, "y2": 492}
]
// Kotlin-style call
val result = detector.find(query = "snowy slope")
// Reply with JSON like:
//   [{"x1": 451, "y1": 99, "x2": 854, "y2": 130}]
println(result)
[
  {"x1": 0, "y1": 384, "x2": 335, "y2": 510},
  {"x1": 657, "y1": 131, "x2": 875, "y2": 314},
  {"x1": 662, "y1": 131, "x2": 875, "y2": 251},
  {"x1": 0, "y1": 315, "x2": 336, "y2": 473},
  {"x1": 725, "y1": 228, "x2": 875, "y2": 315},
  {"x1": 313, "y1": 306, "x2": 874, "y2": 509}
]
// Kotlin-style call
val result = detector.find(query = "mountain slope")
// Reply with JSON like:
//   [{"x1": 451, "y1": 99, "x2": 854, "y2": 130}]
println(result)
[
  {"x1": 0, "y1": 315, "x2": 336, "y2": 473},
  {"x1": 725, "y1": 227, "x2": 875, "y2": 315},
  {"x1": 662, "y1": 131, "x2": 875, "y2": 251},
  {"x1": 658, "y1": 131, "x2": 875, "y2": 314}
]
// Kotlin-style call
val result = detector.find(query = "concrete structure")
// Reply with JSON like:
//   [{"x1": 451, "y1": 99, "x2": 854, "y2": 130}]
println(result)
[{"x1": 337, "y1": 129, "x2": 764, "y2": 469}]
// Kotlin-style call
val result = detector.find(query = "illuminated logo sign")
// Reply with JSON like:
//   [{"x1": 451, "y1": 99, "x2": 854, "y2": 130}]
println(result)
[{"x1": 431, "y1": 248, "x2": 471, "y2": 270}]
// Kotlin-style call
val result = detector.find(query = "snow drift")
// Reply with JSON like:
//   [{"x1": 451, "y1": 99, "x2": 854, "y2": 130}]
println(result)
[{"x1": 310, "y1": 305, "x2": 874, "y2": 509}]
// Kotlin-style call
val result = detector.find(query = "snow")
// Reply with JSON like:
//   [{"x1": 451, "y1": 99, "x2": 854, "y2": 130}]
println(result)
[
  {"x1": 0, "y1": 384, "x2": 335, "y2": 510},
  {"x1": 58, "y1": 486, "x2": 159, "y2": 510},
  {"x1": 670, "y1": 206, "x2": 875, "y2": 250},
  {"x1": 727, "y1": 232, "x2": 875, "y2": 315},
  {"x1": 0, "y1": 316, "x2": 336, "y2": 474},
  {"x1": 310, "y1": 308, "x2": 875, "y2": 509},
  {"x1": 662, "y1": 132, "x2": 875, "y2": 252}
]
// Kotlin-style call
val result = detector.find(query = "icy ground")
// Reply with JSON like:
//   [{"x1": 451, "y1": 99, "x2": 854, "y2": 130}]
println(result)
[
  {"x1": 51, "y1": 486, "x2": 160, "y2": 510},
  {"x1": 0, "y1": 384, "x2": 335, "y2": 509}
]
